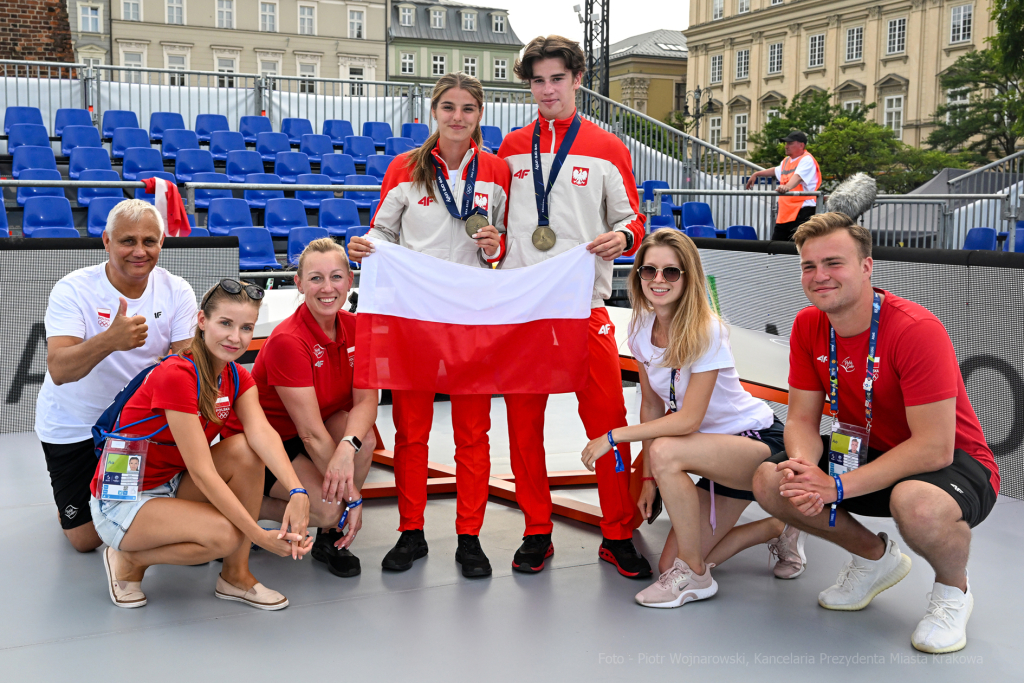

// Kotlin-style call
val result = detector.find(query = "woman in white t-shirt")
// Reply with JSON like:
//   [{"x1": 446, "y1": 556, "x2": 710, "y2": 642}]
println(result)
[{"x1": 581, "y1": 229, "x2": 807, "y2": 608}]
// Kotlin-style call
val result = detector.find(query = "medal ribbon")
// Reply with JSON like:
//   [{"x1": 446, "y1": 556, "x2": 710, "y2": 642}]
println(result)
[
  {"x1": 828, "y1": 291, "x2": 882, "y2": 431},
  {"x1": 432, "y1": 149, "x2": 485, "y2": 221},
  {"x1": 532, "y1": 113, "x2": 582, "y2": 226}
]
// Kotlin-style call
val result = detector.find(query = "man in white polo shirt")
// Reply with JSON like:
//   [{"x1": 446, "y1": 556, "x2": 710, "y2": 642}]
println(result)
[{"x1": 36, "y1": 199, "x2": 197, "y2": 552}]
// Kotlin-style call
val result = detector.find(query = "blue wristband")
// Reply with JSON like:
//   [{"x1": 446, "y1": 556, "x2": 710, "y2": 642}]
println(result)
[
  {"x1": 607, "y1": 431, "x2": 625, "y2": 473},
  {"x1": 289, "y1": 488, "x2": 308, "y2": 497},
  {"x1": 828, "y1": 475, "x2": 844, "y2": 527},
  {"x1": 338, "y1": 498, "x2": 364, "y2": 530}
]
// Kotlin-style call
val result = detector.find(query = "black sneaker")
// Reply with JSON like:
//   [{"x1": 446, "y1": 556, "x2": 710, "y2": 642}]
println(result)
[
  {"x1": 310, "y1": 529, "x2": 341, "y2": 564},
  {"x1": 512, "y1": 534, "x2": 553, "y2": 573},
  {"x1": 310, "y1": 530, "x2": 362, "y2": 578},
  {"x1": 455, "y1": 534, "x2": 492, "y2": 578},
  {"x1": 598, "y1": 537, "x2": 653, "y2": 579},
  {"x1": 381, "y1": 529, "x2": 428, "y2": 571}
]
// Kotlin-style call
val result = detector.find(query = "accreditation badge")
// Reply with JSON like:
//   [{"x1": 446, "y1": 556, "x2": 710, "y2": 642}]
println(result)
[
  {"x1": 100, "y1": 437, "x2": 149, "y2": 502},
  {"x1": 827, "y1": 423, "x2": 868, "y2": 478}
]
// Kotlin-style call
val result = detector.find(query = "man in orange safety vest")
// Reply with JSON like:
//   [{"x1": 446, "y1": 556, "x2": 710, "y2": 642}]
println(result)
[{"x1": 744, "y1": 130, "x2": 821, "y2": 241}]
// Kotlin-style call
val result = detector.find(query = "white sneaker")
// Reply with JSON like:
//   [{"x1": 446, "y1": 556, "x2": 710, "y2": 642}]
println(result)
[
  {"x1": 767, "y1": 524, "x2": 807, "y2": 579},
  {"x1": 818, "y1": 532, "x2": 912, "y2": 611},
  {"x1": 911, "y1": 580, "x2": 974, "y2": 653}
]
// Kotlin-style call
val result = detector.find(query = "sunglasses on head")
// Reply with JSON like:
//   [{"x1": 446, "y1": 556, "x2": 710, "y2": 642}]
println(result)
[
  {"x1": 637, "y1": 266, "x2": 684, "y2": 282},
  {"x1": 202, "y1": 278, "x2": 265, "y2": 309}
]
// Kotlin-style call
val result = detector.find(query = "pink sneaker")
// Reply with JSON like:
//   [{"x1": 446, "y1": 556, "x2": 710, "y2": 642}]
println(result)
[
  {"x1": 634, "y1": 558, "x2": 718, "y2": 608},
  {"x1": 768, "y1": 524, "x2": 807, "y2": 579}
]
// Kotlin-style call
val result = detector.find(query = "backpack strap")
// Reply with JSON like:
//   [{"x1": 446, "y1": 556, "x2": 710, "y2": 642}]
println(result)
[
  {"x1": 229, "y1": 361, "x2": 240, "y2": 402},
  {"x1": 103, "y1": 355, "x2": 202, "y2": 442}
]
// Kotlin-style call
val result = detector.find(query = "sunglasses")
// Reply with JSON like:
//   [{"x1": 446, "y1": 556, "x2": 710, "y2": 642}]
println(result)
[
  {"x1": 637, "y1": 266, "x2": 684, "y2": 282},
  {"x1": 202, "y1": 278, "x2": 265, "y2": 309}
]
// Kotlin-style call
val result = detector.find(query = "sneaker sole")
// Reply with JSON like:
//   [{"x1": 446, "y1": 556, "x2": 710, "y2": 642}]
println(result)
[
  {"x1": 774, "y1": 533, "x2": 808, "y2": 580},
  {"x1": 818, "y1": 553, "x2": 913, "y2": 611},
  {"x1": 327, "y1": 563, "x2": 361, "y2": 578},
  {"x1": 512, "y1": 544, "x2": 554, "y2": 573},
  {"x1": 215, "y1": 590, "x2": 289, "y2": 611},
  {"x1": 381, "y1": 546, "x2": 428, "y2": 572},
  {"x1": 912, "y1": 595, "x2": 973, "y2": 654},
  {"x1": 456, "y1": 561, "x2": 493, "y2": 578},
  {"x1": 598, "y1": 546, "x2": 653, "y2": 579},
  {"x1": 103, "y1": 547, "x2": 146, "y2": 609},
  {"x1": 636, "y1": 579, "x2": 719, "y2": 609}
]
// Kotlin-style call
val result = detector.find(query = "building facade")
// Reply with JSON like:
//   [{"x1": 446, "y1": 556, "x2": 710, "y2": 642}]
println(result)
[
  {"x1": 0, "y1": 0, "x2": 75, "y2": 62},
  {"x1": 387, "y1": 0, "x2": 524, "y2": 88},
  {"x1": 683, "y1": 0, "x2": 995, "y2": 154},
  {"x1": 109, "y1": 0, "x2": 386, "y2": 83},
  {"x1": 68, "y1": 0, "x2": 113, "y2": 67},
  {"x1": 607, "y1": 29, "x2": 687, "y2": 123}
]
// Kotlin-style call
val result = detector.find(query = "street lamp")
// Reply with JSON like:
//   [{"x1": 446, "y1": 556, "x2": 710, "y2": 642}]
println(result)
[{"x1": 678, "y1": 85, "x2": 715, "y2": 140}]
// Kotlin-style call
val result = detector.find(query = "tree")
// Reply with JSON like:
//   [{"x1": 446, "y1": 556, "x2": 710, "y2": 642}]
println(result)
[{"x1": 991, "y1": 0, "x2": 1024, "y2": 72}]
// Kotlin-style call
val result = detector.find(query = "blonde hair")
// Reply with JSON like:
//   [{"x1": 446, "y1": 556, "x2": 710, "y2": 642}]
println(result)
[
  {"x1": 628, "y1": 230, "x2": 720, "y2": 369},
  {"x1": 793, "y1": 212, "x2": 872, "y2": 259},
  {"x1": 406, "y1": 72, "x2": 485, "y2": 203},
  {"x1": 296, "y1": 237, "x2": 349, "y2": 279}
]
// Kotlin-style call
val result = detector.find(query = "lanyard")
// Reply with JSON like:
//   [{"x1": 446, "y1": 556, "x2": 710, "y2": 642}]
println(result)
[
  {"x1": 532, "y1": 114, "x2": 582, "y2": 226},
  {"x1": 669, "y1": 368, "x2": 679, "y2": 413},
  {"x1": 432, "y1": 152, "x2": 484, "y2": 221},
  {"x1": 828, "y1": 291, "x2": 882, "y2": 431}
]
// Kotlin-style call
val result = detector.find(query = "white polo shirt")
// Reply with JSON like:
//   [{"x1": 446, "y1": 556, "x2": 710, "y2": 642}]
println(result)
[{"x1": 35, "y1": 263, "x2": 197, "y2": 444}]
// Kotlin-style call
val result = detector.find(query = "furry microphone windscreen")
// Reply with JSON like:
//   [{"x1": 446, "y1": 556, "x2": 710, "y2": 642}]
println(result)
[{"x1": 826, "y1": 173, "x2": 877, "y2": 219}]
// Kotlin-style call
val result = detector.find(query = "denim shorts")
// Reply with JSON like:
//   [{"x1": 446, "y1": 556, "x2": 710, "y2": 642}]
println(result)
[{"x1": 89, "y1": 473, "x2": 182, "y2": 551}]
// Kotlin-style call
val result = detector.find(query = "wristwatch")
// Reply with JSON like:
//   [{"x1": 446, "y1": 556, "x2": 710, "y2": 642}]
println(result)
[
  {"x1": 341, "y1": 436, "x2": 362, "y2": 452},
  {"x1": 617, "y1": 229, "x2": 634, "y2": 252}
]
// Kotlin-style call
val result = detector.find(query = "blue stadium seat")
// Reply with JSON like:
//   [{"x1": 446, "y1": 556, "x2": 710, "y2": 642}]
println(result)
[
  {"x1": 685, "y1": 225, "x2": 718, "y2": 239},
  {"x1": 4, "y1": 106, "x2": 44, "y2": 135},
  {"x1": 1015, "y1": 222, "x2": 1024, "y2": 253},
  {"x1": 401, "y1": 122, "x2": 429, "y2": 146},
  {"x1": 189, "y1": 226, "x2": 210, "y2": 237},
  {"x1": 208, "y1": 198, "x2": 254, "y2": 236},
  {"x1": 11, "y1": 146, "x2": 56, "y2": 178},
  {"x1": 187, "y1": 213, "x2": 196, "y2": 228},
  {"x1": 642, "y1": 181, "x2": 682, "y2": 216},
  {"x1": 59, "y1": 124, "x2": 102, "y2": 156},
  {"x1": 174, "y1": 148, "x2": 215, "y2": 183},
  {"x1": 344, "y1": 225, "x2": 371, "y2": 267},
  {"x1": 31, "y1": 227, "x2": 81, "y2": 239},
  {"x1": 195, "y1": 114, "x2": 231, "y2": 143},
  {"x1": 1, "y1": 201, "x2": 9, "y2": 237},
  {"x1": 323, "y1": 120, "x2": 355, "y2": 147},
  {"x1": 343, "y1": 135, "x2": 376, "y2": 164},
  {"x1": 343, "y1": 174, "x2": 380, "y2": 209},
  {"x1": 209, "y1": 131, "x2": 246, "y2": 161},
  {"x1": 226, "y1": 150, "x2": 264, "y2": 183},
  {"x1": 384, "y1": 137, "x2": 416, "y2": 156},
  {"x1": 321, "y1": 153, "x2": 357, "y2": 183},
  {"x1": 22, "y1": 196, "x2": 74, "y2": 236},
  {"x1": 362, "y1": 122, "x2": 393, "y2": 150},
  {"x1": 87, "y1": 197, "x2": 124, "y2": 237},
  {"x1": 274, "y1": 151, "x2": 312, "y2": 183},
  {"x1": 7, "y1": 124, "x2": 49, "y2": 154},
  {"x1": 243, "y1": 173, "x2": 284, "y2": 209},
  {"x1": 134, "y1": 171, "x2": 177, "y2": 202},
  {"x1": 510, "y1": 126, "x2": 522, "y2": 132},
  {"x1": 53, "y1": 108, "x2": 93, "y2": 137},
  {"x1": 726, "y1": 225, "x2": 757, "y2": 240},
  {"x1": 649, "y1": 215, "x2": 676, "y2": 230},
  {"x1": 76, "y1": 169, "x2": 123, "y2": 206},
  {"x1": 121, "y1": 147, "x2": 163, "y2": 181},
  {"x1": 370, "y1": 199, "x2": 379, "y2": 221},
  {"x1": 287, "y1": 226, "x2": 329, "y2": 265},
  {"x1": 101, "y1": 110, "x2": 140, "y2": 140},
  {"x1": 149, "y1": 112, "x2": 185, "y2": 142},
  {"x1": 318, "y1": 198, "x2": 360, "y2": 237},
  {"x1": 295, "y1": 173, "x2": 333, "y2": 208},
  {"x1": 239, "y1": 115, "x2": 273, "y2": 144},
  {"x1": 299, "y1": 134, "x2": 333, "y2": 163},
  {"x1": 111, "y1": 127, "x2": 151, "y2": 159},
  {"x1": 481, "y1": 125, "x2": 503, "y2": 152},
  {"x1": 281, "y1": 118, "x2": 314, "y2": 145},
  {"x1": 682, "y1": 201, "x2": 715, "y2": 229},
  {"x1": 365, "y1": 155, "x2": 394, "y2": 181},
  {"x1": 257, "y1": 132, "x2": 290, "y2": 162},
  {"x1": 16, "y1": 169, "x2": 63, "y2": 206},
  {"x1": 264, "y1": 197, "x2": 309, "y2": 237},
  {"x1": 161, "y1": 129, "x2": 199, "y2": 160},
  {"x1": 232, "y1": 227, "x2": 282, "y2": 270},
  {"x1": 190, "y1": 172, "x2": 232, "y2": 209},
  {"x1": 963, "y1": 227, "x2": 997, "y2": 251},
  {"x1": 67, "y1": 146, "x2": 112, "y2": 180}
]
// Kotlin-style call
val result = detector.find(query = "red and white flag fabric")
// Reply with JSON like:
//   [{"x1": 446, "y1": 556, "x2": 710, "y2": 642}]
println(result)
[
  {"x1": 354, "y1": 241, "x2": 596, "y2": 395},
  {"x1": 141, "y1": 176, "x2": 191, "y2": 237}
]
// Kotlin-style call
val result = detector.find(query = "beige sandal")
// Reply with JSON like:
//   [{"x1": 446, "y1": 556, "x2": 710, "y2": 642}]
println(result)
[{"x1": 103, "y1": 547, "x2": 147, "y2": 608}]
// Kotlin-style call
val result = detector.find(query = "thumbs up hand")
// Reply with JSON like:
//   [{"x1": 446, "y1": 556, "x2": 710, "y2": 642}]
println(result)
[{"x1": 107, "y1": 297, "x2": 149, "y2": 351}]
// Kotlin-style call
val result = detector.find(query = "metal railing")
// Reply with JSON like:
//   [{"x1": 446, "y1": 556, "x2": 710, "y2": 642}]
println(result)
[
  {"x1": 0, "y1": 59, "x2": 90, "y2": 120},
  {"x1": 652, "y1": 188, "x2": 820, "y2": 240},
  {"x1": 948, "y1": 150, "x2": 1024, "y2": 196},
  {"x1": 181, "y1": 181, "x2": 381, "y2": 215}
]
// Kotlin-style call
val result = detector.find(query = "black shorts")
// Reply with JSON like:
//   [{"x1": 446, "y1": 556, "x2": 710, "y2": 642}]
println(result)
[
  {"x1": 696, "y1": 417, "x2": 786, "y2": 502},
  {"x1": 264, "y1": 435, "x2": 307, "y2": 497},
  {"x1": 772, "y1": 206, "x2": 817, "y2": 241},
  {"x1": 765, "y1": 435, "x2": 997, "y2": 528},
  {"x1": 42, "y1": 438, "x2": 98, "y2": 530}
]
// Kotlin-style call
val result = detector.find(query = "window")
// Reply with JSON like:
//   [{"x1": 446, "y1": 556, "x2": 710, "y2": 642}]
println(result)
[
  {"x1": 123, "y1": 0, "x2": 139, "y2": 21},
  {"x1": 887, "y1": 18, "x2": 906, "y2": 54},
  {"x1": 843, "y1": 99, "x2": 861, "y2": 112},
  {"x1": 808, "y1": 33, "x2": 825, "y2": 68},
  {"x1": 400, "y1": 52, "x2": 415, "y2": 75},
  {"x1": 674, "y1": 83, "x2": 686, "y2": 111},
  {"x1": 946, "y1": 88, "x2": 969, "y2": 123},
  {"x1": 217, "y1": 57, "x2": 235, "y2": 87},
  {"x1": 217, "y1": 0, "x2": 232, "y2": 28},
  {"x1": 846, "y1": 27, "x2": 863, "y2": 62},
  {"x1": 400, "y1": 6, "x2": 413, "y2": 26},
  {"x1": 710, "y1": 54, "x2": 723, "y2": 83},
  {"x1": 260, "y1": 2, "x2": 276, "y2": 31},
  {"x1": 712, "y1": 0, "x2": 723, "y2": 20},
  {"x1": 951, "y1": 5, "x2": 972, "y2": 43},
  {"x1": 432, "y1": 54, "x2": 446, "y2": 76},
  {"x1": 884, "y1": 95, "x2": 903, "y2": 139},
  {"x1": 299, "y1": 63, "x2": 317, "y2": 93},
  {"x1": 734, "y1": 113, "x2": 748, "y2": 151},
  {"x1": 766, "y1": 108, "x2": 780, "y2": 121},
  {"x1": 167, "y1": 0, "x2": 183, "y2": 24},
  {"x1": 737, "y1": 0, "x2": 749, "y2": 12},
  {"x1": 298, "y1": 5, "x2": 315, "y2": 34},
  {"x1": 348, "y1": 66, "x2": 364, "y2": 96},
  {"x1": 349, "y1": 9, "x2": 364, "y2": 38},
  {"x1": 709, "y1": 116, "x2": 722, "y2": 147},
  {"x1": 463, "y1": 56, "x2": 477, "y2": 77},
  {"x1": 260, "y1": 60, "x2": 278, "y2": 77},
  {"x1": 431, "y1": 9, "x2": 444, "y2": 28},
  {"x1": 492, "y1": 14, "x2": 505, "y2": 32},
  {"x1": 770, "y1": 0, "x2": 782, "y2": 5},
  {"x1": 463, "y1": 12, "x2": 476, "y2": 30},
  {"x1": 122, "y1": 52, "x2": 143, "y2": 82},
  {"x1": 735, "y1": 49, "x2": 749, "y2": 79},
  {"x1": 80, "y1": 6, "x2": 100, "y2": 32},
  {"x1": 167, "y1": 53, "x2": 186, "y2": 85},
  {"x1": 493, "y1": 58, "x2": 507, "y2": 80},
  {"x1": 767, "y1": 42, "x2": 783, "y2": 74}
]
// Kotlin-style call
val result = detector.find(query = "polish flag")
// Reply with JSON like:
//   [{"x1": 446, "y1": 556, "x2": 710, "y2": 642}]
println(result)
[
  {"x1": 141, "y1": 176, "x2": 191, "y2": 237},
  {"x1": 354, "y1": 241, "x2": 595, "y2": 395}
]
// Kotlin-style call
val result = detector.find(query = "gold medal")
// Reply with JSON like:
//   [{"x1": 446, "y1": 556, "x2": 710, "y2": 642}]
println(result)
[
  {"x1": 532, "y1": 225, "x2": 557, "y2": 251},
  {"x1": 465, "y1": 213, "x2": 489, "y2": 239}
]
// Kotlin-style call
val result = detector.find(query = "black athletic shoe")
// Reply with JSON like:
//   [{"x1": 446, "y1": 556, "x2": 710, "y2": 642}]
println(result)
[
  {"x1": 381, "y1": 529, "x2": 429, "y2": 571},
  {"x1": 310, "y1": 529, "x2": 341, "y2": 564},
  {"x1": 512, "y1": 534, "x2": 553, "y2": 573},
  {"x1": 455, "y1": 534, "x2": 492, "y2": 578},
  {"x1": 598, "y1": 537, "x2": 653, "y2": 579},
  {"x1": 310, "y1": 531, "x2": 362, "y2": 578}
]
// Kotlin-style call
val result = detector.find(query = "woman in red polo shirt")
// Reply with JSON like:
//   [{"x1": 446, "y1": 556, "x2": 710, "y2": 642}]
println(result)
[
  {"x1": 347, "y1": 72, "x2": 510, "y2": 578},
  {"x1": 227, "y1": 237, "x2": 378, "y2": 579},
  {"x1": 89, "y1": 280, "x2": 312, "y2": 611}
]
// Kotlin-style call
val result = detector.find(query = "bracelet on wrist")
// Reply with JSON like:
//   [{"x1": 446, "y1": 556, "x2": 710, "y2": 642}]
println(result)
[
  {"x1": 289, "y1": 488, "x2": 308, "y2": 497},
  {"x1": 642, "y1": 476, "x2": 656, "y2": 482}
]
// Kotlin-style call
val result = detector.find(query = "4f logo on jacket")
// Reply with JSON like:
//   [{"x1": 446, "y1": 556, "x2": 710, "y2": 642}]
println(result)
[
  {"x1": 513, "y1": 169, "x2": 530, "y2": 180},
  {"x1": 572, "y1": 167, "x2": 589, "y2": 186},
  {"x1": 598, "y1": 324, "x2": 611, "y2": 335},
  {"x1": 418, "y1": 197, "x2": 435, "y2": 206}
]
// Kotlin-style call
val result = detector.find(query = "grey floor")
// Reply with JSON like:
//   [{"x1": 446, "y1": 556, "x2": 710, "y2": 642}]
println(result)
[{"x1": 1, "y1": 391, "x2": 1021, "y2": 681}]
